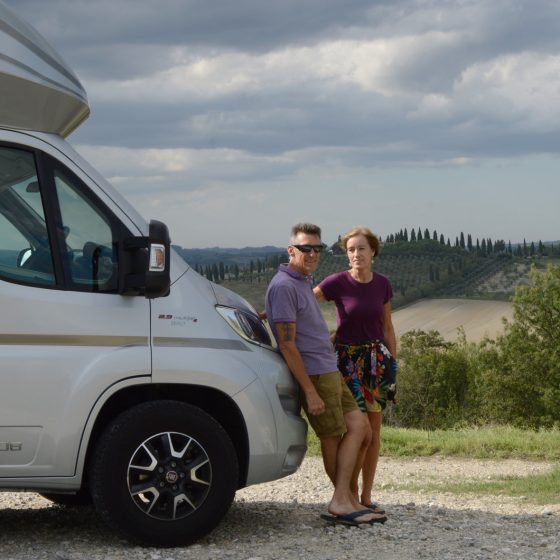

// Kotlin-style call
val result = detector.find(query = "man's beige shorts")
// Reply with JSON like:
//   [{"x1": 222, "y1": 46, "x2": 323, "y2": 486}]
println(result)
[{"x1": 302, "y1": 371, "x2": 358, "y2": 438}]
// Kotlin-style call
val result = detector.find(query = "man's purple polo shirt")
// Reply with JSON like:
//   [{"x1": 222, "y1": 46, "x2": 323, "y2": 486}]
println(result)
[{"x1": 265, "y1": 263, "x2": 337, "y2": 376}]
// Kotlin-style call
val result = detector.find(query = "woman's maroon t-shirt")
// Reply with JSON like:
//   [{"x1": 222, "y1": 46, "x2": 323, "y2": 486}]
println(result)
[{"x1": 319, "y1": 271, "x2": 393, "y2": 344}]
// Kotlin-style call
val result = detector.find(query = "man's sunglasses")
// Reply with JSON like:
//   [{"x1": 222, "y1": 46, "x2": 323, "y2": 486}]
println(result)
[{"x1": 292, "y1": 244, "x2": 326, "y2": 254}]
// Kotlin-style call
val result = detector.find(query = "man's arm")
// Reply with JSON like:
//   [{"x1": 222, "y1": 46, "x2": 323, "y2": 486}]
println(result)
[{"x1": 275, "y1": 322, "x2": 325, "y2": 416}]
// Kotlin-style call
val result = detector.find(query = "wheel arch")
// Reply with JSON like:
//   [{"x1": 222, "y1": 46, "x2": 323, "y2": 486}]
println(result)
[{"x1": 82, "y1": 384, "x2": 249, "y2": 490}]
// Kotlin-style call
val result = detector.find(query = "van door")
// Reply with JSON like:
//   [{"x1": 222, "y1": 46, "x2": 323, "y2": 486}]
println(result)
[{"x1": 0, "y1": 144, "x2": 150, "y2": 478}]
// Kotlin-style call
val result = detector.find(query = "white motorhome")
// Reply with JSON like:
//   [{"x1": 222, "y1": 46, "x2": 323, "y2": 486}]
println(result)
[{"x1": 0, "y1": 1, "x2": 306, "y2": 546}]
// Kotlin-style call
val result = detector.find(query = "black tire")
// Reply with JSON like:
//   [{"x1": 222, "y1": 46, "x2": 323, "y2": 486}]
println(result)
[
  {"x1": 39, "y1": 488, "x2": 92, "y2": 507},
  {"x1": 89, "y1": 400, "x2": 238, "y2": 547}
]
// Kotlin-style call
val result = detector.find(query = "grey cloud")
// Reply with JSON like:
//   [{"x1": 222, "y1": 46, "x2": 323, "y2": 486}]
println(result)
[
  {"x1": 10, "y1": 0, "x2": 560, "y2": 90},
  {"x1": 7, "y1": 0, "x2": 560, "y2": 172},
  {"x1": 6, "y1": 0, "x2": 390, "y2": 49},
  {"x1": 6, "y1": 0, "x2": 395, "y2": 79},
  {"x1": 68, "y1": 77, "x2": 559, "y2": 166}
]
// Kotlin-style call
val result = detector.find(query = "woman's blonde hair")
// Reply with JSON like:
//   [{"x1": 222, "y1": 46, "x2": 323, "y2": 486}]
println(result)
[{"x1": 340, "y1": 226, "x2": 380, "y2": 257}]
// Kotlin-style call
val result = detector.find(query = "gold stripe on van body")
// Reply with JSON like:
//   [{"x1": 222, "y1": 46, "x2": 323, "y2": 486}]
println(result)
[
  {"x1": 0, "y1": 334, "x2": 148, "y2": 347},
  {"x1": 153, "y1": 337, "x2": 250, "y2": 351},
  {"x1": 0, "y1": 335, "x2": 250, "y2": 351}
]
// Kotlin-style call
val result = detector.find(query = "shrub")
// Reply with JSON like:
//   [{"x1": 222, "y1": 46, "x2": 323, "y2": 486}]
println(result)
[
  {"x1": 394, "y1": 329, "x2": 472, "y2": 429},
  {"x1": 475, "y1": 265, "x2": 560, "y2": 427}
]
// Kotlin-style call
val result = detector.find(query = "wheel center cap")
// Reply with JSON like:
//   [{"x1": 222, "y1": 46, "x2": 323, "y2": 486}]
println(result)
[{"x1": 165, "y1": 470, "x2": 179, "y2": 483}]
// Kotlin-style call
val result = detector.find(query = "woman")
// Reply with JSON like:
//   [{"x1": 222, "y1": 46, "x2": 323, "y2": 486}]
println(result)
[{"x1": 314, "y1": 226, "x2": 397, "y2": 515}]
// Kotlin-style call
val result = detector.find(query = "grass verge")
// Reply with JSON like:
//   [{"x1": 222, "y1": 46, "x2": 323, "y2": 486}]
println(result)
[
  {"x1": 307, "y1": 425, "x2": 560, "y2": 460},
  {"x1": 380, "y1": 425, "x2": 560, "y2": 460},
  {"x1": 305, "y1": 425, "x2": 560, "y2": 504},
  {"x1": 396, "y1": 468, "x2": 560, "y2": 505}
]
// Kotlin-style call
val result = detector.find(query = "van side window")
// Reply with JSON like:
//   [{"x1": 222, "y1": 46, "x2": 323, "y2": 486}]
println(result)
[
  {"x1": 53, "y1": 169, "x2": 118, "y2": 292},
  {"x1": 0, "y1": 147, "x2": 55, "y2": 286}
]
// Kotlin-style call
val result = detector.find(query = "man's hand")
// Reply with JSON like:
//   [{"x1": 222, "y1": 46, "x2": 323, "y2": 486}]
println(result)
[
  {"x1": 275, "y1": 322, "x2": 325, "y2": 416},
  {"x1": 304, "y1": 389, "x2": 325, "y2": 416}
]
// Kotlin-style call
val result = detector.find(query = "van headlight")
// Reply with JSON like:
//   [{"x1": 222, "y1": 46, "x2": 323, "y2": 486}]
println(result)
[{"x1": 216, "y1": 306, "x2": 272, "y2": 347}]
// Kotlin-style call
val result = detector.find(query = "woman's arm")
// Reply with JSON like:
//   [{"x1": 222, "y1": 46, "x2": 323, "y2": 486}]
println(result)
[
  {"x1": 382, "y1": 301, "x2": 397, "y2": 359},
  {"x1": 313, "y1": 285, "x2": 326, "y2": 303}
]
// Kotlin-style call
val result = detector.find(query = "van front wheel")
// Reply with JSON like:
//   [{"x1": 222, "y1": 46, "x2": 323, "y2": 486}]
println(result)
[{"x1": 90, "y1": 400, "x2": 238, "y2": 546}]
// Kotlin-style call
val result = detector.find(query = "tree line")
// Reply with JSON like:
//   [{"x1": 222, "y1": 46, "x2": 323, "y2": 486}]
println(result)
[
  {"x1": 330, "y1": 226, "x2": 559, "y2": 258},
  {"x1": 193, "y1": 252, "x2": 288, "y2": 283},
  {"x1": 190, "y1": 226, "x2": 558, "y2": 284},
  {"x1": 384, "y1": 227, "x2": 558, "y2": 258}
]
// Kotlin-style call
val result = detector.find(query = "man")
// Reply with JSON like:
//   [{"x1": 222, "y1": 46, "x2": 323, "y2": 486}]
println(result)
[{"x1": 265, "y1": 223, "x2": 386, "y2": 526}]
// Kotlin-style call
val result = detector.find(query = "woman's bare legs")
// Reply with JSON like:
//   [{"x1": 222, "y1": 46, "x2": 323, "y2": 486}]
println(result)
[
  {"x1": 349, "y1": 414, "x2": 372, "y2": 499},
  {"x1": 360, "y1": 410, "x2": 382, "y2": 507},
  {"x1": 320, "y1": 409, "x2": 383, "y2": 521}
]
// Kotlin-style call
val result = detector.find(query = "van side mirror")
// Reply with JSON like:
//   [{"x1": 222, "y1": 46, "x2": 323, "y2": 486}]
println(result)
[
  {"x1": 145, "y1": 220, "x2": 171, "y2": 298},
  {"x1": 118, "y1": 219, "x2": 171, "y2": 298},
  {"x1": 26, "y1": 181, "x2": 40, "y2": 193}
]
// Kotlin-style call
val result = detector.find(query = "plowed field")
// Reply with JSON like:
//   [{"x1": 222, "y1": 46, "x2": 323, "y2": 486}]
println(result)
[{"x1": 392, "y1": 298, "x2": 513, "y2": 342}]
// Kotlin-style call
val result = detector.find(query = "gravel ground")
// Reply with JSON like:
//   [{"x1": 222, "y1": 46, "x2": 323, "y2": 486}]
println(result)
[{"x1": 1, "y1": 456, "x2": 558, "y2": 560}]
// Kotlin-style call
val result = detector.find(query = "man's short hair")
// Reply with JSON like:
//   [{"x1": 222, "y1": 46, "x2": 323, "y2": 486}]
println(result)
[{"x1": 290, "y1": 223, "x2": 322, "y2": 244}]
